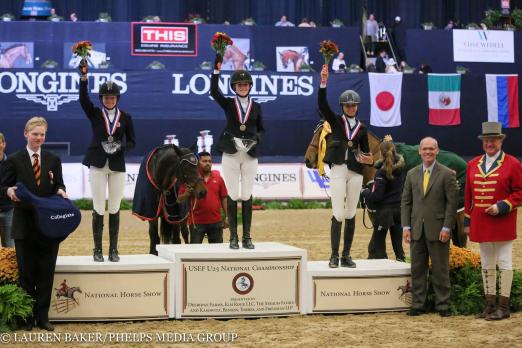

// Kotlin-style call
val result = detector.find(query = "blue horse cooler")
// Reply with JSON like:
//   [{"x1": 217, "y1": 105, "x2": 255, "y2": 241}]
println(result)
[{"x1": 15, "y1": 182, "x2": 81, "y2": 239}]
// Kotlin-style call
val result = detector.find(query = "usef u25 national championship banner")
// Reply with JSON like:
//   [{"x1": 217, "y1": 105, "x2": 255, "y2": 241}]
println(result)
[{"x1": 131, "y1": 22, "x2": 198, "y2": 56}]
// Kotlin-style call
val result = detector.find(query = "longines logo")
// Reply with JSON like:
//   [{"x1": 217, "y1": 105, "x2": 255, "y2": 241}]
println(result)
[
  {"x1": 232, "y1": 273, "x2": 254, "y2": 295},
  {"x1": 0, "y1": 71, "x2": 127, "y2": 111},
  {"x1": 254, "y1": 173, "x2": 297, "y2": 189},
  {"x1": 172, "y1": 73, "x2": 314, "y2": 103}
]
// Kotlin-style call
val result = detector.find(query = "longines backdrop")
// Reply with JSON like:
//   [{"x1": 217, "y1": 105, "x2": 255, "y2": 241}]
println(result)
[{"x1": 0, "y1": 22, "x2": 521, "y2": 158}]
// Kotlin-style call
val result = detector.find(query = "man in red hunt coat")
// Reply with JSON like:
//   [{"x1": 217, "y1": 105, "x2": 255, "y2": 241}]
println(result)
[{"x1": 464, "y1": 122, "x2": 522, "y2": 321}]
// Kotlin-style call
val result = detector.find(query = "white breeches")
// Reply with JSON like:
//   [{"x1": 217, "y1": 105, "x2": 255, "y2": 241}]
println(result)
[
  {"x1": 221, "y1": 152, "x2": 258, "y2": 201},
  {"x1": 479, "y1": 241, "x2": 513, "y2": 271},
  {"x1": 89, "y1": 162, "x2": 125, "y2": 215},
  {"x1": 330, "y1": 164, "x2": 363, "y2": 222}
]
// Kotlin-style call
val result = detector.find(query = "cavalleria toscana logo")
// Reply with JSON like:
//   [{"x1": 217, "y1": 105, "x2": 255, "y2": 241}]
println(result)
[{"x1": 232, "y1": 273, "x2": 254, "y2": 295}]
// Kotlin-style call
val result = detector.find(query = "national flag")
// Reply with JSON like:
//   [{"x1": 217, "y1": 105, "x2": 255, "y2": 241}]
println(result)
[
  {"x1": 427, "y1": 74, "x2": 461, "y2": 126},
  {"x1": 369, "y1": 73, "x2": 402, "y2": 127},
  {"x1": 485, "y1": 74, "x2": 519, "y2": 128}
]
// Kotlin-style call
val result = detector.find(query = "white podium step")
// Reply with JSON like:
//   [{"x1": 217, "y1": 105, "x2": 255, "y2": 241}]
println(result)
[
  {"x1": 50, "y1": 254, "x2": 174, "y2": 321},
  {"x1": 306, "y1": 259, "x2": 412, "y2": 313},
  {"x1": 157, "y1": 242, "x2": 307, "y2": 319}
]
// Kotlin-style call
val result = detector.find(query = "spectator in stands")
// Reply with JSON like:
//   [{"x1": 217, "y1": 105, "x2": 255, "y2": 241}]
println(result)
[
  {"x1": 335, "y1": 64, "x2": 347, "y2": 73},
  {"x1": 309, "y1": 20, "x2": 317, "y2": 27},
  {"x1": 362, "y1": 138, "x2": 406, "y2": 261},
  {"x1": 318, "y1": 65, "x2": 374, "y2": 269},
  {"x1": 390, "y1": 16, "x2": 406, "y2": 62},
  {"x1": 331, "y1": 52, "x2": 346, "y2": 72},
  {"x1": 366, "y1": 58, "x2": 377, "y2": 72},
  {"x1": 298, "y1": 17, "x2": 312, "y2": 27},
  {"x1": 223, "y1": 20, "x2": 230, "y2": 25},
  {"x1": 78, "y1": 62, "x2": 136, "y2": 263},
  {"x1": 385, "y1": 58, "x2": 399, "y2": 73},
  {"x1": 0, "y1": 133, "x2": 14, "y2": 248},
  {"x1": 419, "y1": 63, "x2": 433, "y2": 74},
  {"x1": 0, "y1": 117, "x2": 68, "y2": 331},
  {"x1": 211, "y1": 55, "x2": 265, "y2": 250},
  {"x1": 444, "y1": 20, "x2": 454, "y2": 30},
  {"x1": 366, "y1": 14, "x2": 378, "y2": 55},
  {"x1": 275, "y1": 15, "x2": 295, "y2": 27},
  {"x1": 188, "y1": 152, "x2": 228, "y2": 244},
  {"x1": 69, "y1": 13, "x2": 78, "y2": 22},
  {"x1": 48, "y1": 8, "x2": 62, "y2": 22},
  {"x1": 375, "y1": 49, "x2": 387, "y2": 73}
]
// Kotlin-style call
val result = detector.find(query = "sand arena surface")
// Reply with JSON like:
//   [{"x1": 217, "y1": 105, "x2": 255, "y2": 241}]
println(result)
[{"x1": 11, "y1": 209, "x2": 521, "y2": 347}]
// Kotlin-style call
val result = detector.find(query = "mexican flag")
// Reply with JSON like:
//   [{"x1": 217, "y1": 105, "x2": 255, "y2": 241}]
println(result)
[{"x1": 427, "y1": 74, "x2": 461, "y2": 125}]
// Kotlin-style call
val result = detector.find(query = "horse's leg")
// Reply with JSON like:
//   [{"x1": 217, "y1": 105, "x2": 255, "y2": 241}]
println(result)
[
  {"x1": 452, "y1": 211, "x2": 467, "y2": 248},
  {"x1": 160, "y1": 217, "x2": 170, "y2": 244},
  {"x1": 180, "y1": 221, "x2": 189, "y2": 244},
  {"x1": 148, "y1": 220, "x2": 160, "y2": 255},
  {"x1": 172, "y1": 223, "x2": 182, "y2": 244}
]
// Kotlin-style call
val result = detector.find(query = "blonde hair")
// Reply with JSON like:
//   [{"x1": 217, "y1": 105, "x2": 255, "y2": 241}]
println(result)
[
  {"x1": 24, "y1": 116, "x2": 48, "y2": 133},
  {"x1": 380, "y1": 141, "x2": 397, "y2": 180},
  {"x1": 0, "y1": 132, "x2": 5, "y2": 143}
]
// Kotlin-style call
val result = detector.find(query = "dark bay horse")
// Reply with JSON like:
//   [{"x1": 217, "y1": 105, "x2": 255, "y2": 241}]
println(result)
[
  {"x1": 304, "y1": 122, "x2": 468, "y2": 247},
  {"x1": 132, "y1": 144, "x2": 206, "y2": 255}
]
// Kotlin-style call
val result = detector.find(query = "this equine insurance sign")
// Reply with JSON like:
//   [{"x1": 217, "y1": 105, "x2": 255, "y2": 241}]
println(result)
[{"x1": 131, "y1": 22, "x2": 198, "y2": 56}]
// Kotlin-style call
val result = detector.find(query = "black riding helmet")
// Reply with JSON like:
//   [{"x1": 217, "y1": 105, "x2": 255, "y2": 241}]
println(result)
[
  {"x1": 98, "y1": 81, "x2": 121, "y2": 108},
  {"x1": 230, "y1": 70, "x2": 253, "y2": 94}
]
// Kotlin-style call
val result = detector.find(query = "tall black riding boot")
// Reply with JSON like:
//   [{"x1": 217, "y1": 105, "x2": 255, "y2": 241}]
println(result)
[
  {"x1": 92, "y1": 211, "x2": 104, "y2": 262},
  {"x1": 329, "y1": 217, "x2": 342, "y2": 268},
  {"x1": 227, "y1": 197, "x2": 239, "y2": 249},
  {"x1": 241, "y1": 197, "x2": 255, "y2": 249},
  {"x1": 341, "y1": 217, "x2": 356, "y2": 268},
  {"x1": 108, "y1": 211, "x2": 120, "y2": 262}
]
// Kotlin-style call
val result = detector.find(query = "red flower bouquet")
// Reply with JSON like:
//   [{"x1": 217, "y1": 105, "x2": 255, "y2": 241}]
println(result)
[
  {"x1": 71, "y1": 41, "x2": 93, "y2": 59},
  {"x1": 211, "y1": 32, "x2": 233, "y2": 57},
  {"x1": 319, "y1": 40, "x2": 339, "y2": 66}
]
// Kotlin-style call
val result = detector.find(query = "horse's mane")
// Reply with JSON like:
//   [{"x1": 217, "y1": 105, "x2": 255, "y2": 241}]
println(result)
[{"x1": 1, "y1": 43, "x2": 26, "y2": 54}]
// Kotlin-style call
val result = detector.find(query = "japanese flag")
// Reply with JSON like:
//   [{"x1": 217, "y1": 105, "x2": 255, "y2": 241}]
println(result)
[{"x1": 369, "y1": 73, "x2": 403, "y2": 127}]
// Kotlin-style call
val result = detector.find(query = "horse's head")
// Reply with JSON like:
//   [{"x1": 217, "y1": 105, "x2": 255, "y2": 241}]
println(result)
[
  {"x1": 304, "y1": 126, "x2": 322, "y2": 169},
  {"x1": 173, "y1": 145, "x2": 207, "y2": 199},
  {"x1": 280, "y1": 50, "x2": 297, "y2": 69}
]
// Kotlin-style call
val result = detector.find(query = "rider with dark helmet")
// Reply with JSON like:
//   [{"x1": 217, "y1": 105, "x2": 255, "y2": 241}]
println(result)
[
  {"x1": 318, "y1": 64, "x2": 374, "y2": 268},
  {"x1": 79, "y1": 62, "x2": 135, "y2": 263},
  {"x1": 210, "y1": 55, "x2": 265, "y2": 250}
]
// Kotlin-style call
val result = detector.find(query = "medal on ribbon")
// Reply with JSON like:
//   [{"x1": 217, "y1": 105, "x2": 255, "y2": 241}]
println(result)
[
  {"x1": 234, "y1": 97, "x2": 252, "y2": 132},
  {"x1": 102, "y1": 108, "x2": 122, "y2": 141},
  {"x1": 101, "y1": 108, "x2": 123, "y2": 154},
  {"x1": 341, "y1": 116, "x2": 361, "y2": 148}
]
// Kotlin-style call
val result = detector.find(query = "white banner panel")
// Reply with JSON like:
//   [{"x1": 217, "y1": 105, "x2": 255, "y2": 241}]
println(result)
[
  {"x1": 252, "y1": 164, "x2": 301, "y2": 199},
  {"x1": 62, "y1": 163, "x2": 84, "y2": 199},
  {"x1": 453, "y1": 29, "x2": 514, "y2": 63},
  {"x1": 301, "y1": 166, "x2": 331, "y2": 200},
  {"x1": 65, "y1": 163, "x2": 319, "y2": 200}
]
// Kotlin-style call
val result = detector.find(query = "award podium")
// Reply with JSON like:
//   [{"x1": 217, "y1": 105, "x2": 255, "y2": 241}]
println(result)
[{"x1": 157, "y1": 242, "x2": 307, "y2": 319}]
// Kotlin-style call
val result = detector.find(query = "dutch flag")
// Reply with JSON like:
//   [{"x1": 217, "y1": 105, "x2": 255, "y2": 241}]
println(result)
[{"x1": 485, "y1": 74, "x2": 519, "y2": 128}]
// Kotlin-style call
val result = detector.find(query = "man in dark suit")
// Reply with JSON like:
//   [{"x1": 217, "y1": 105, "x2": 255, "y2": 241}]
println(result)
[
  {"x1": 401, "y1": 137, "x2": 457, "y2": 317},
  {"x1": 0, "y1": 117, "x2": 67, "y2": 331}
]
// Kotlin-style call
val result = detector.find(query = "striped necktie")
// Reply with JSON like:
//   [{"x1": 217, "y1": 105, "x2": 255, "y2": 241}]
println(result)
[
  {"x1": 33, "y1": 153, "x2": 41, "y2": 186},
  {"x1": 423, "y1": 168, "x2": 430, "y2": 194}
]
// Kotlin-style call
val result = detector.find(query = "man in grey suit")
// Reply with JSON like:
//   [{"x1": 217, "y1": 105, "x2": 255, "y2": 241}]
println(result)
[{"x1": 401, "y1": 137, "x2": 457, "y2": 317}]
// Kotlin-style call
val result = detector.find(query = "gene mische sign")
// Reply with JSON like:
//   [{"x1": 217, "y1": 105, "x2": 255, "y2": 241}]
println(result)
[
  {"x1": 181, "y1": 258, "x2": 301, "y2": 318},
  {"x1": 131, "y1": 22, "x2": 198, "y2": 56}
]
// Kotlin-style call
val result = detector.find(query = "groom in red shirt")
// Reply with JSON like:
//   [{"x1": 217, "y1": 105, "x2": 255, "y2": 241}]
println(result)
[{"x1": 189, "y1": 152, "x2": 228, "y2": 243}]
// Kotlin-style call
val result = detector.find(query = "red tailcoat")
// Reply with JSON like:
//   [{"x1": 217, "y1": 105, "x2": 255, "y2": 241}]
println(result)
[{"x1": 465, "y1": 152, "x2": 522, "y2": 242}]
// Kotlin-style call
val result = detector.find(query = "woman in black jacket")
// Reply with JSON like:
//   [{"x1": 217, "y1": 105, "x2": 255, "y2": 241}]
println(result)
[
  {"x1": 79, "y1": 64, "x2": 135, "y2": 262},
  {"x1": 361, "y1": 140, "x2": 405, "y2": 261},
  {"x1": 210, "y1": 55, "x2": 265, "y2": 249},
  {"x1": 318, "y1": 65, "x2": 374, "y2": 268}
]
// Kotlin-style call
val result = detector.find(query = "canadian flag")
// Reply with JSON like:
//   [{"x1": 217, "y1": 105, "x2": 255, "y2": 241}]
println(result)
[{"x1": 369, "y1": 73, "x2": 403, "y2": 127}]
